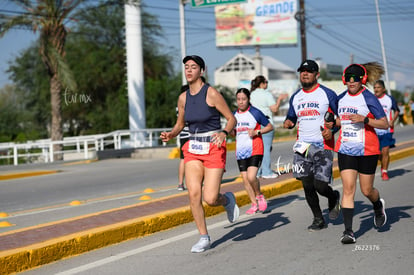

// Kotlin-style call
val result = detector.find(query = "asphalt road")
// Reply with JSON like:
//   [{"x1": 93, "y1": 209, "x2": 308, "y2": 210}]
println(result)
[
  {"x1": 0, "y1": 125, "x2": 412, "y2": 234},
  {"x1": 0, "y1": 134, "x2": 293, "y2": 233},
  {"x1": 20, "y1": 154, "x2": 414, "y2": 275}
]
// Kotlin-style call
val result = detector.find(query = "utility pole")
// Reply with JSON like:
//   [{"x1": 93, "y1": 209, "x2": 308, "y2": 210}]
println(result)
[
  {"x1": 375, "y1": 0, "x2": 391, "y2": 95},
  {"x1": 179, "y1": 0, "x2": 187, "y2": 85},
  {"x1": 298, "y1": 0, "x2": 307, "y2": 61},
  {"x1": 124, "y1": 0, "x2": 146, "y2": 146}
]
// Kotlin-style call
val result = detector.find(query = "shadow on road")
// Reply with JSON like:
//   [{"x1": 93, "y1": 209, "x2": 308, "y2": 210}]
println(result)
[
  {"x1": 211, "y1": 212, "x2": 290, "y2": 249},
  {"x1": 388, "y1": 168, "x2": 412, "y2": 179},
  {"x1": 354, "y1": 201, "x2": 413, "y2": 238},
  {"x1": 211, "y1": 195, "x2": 301, "y2": 249}
]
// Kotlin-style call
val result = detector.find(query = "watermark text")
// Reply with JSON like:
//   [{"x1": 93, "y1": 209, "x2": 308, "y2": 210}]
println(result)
[
  {"x1": 274, "y1": 156, "x2": 305, "y2": 175},
  {"x1": 352, "y1": 244, "x2": 381, "y2": 252},
  {"x1": 64, "y1": 89, "x2": 92, "y2": 105}
]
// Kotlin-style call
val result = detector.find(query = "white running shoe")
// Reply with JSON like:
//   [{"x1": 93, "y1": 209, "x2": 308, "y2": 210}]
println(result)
[
  {"x1": 262, "y1": 173, "x2": 278, "y2": 179},
  {"x1": 224, "y1": 192, "x2": 239, "y2": 223},
  {"x1": 374, "y1": 198, "x2": 387, "y2": 228},
  {"x1": 191, "y1": 237, "x2": 211, "y2": 253}
]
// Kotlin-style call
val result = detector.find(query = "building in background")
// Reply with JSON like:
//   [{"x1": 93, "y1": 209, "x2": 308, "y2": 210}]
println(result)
[
  {"x1": 214, "y1": 52, "x2": 298, "y2": 90},
  {"x1": 214, "y1": 53, "x2": 396, "y2": 123},
  {"x1": 214, "y1": 52, "x2": 298, "y2": 119}
]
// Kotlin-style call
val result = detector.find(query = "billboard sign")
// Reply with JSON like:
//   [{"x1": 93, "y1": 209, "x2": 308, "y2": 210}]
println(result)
[
  {"x1": 215, "y1": 0, "x2": 298, "y2": 47},
  {"x1": 191, "y1": 0, "x2": 247, "y2": 8}
]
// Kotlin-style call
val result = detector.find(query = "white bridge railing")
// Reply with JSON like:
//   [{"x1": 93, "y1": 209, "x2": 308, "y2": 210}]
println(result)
[{"x1": 0, "y1": 128, "x2": 173, "y2": 166}]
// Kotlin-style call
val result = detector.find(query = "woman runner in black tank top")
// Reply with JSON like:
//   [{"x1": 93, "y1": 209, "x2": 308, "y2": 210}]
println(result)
[{"x1": 160, "y1": 55, "x2": 239, "y2": 253}]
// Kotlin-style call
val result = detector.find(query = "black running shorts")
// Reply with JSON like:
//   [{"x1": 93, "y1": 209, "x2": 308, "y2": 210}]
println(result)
[
  {"x1": 237, "y1": 155, "x2": 263, "y2": 172},
  {"x1": 338, "y1": 153, "x2": 379, "y2": 175}
]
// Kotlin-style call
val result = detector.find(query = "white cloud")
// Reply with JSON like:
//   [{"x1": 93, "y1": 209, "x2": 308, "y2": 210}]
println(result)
[{"x1": 392, "y1": 71, "x2": 414, "y2": 91}]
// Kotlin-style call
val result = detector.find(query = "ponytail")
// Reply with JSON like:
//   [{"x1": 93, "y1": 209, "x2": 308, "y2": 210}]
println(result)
[
  {"x1": 362, "y1": 62, "x2": 384, "y2": 86},
  {"x1": 250, "y1": 75, "x2": 266, "y2": 92}
]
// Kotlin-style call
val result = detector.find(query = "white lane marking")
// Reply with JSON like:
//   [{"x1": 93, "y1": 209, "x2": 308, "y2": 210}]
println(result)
[
  {"x1": 53, "y1": 160, "x2": 414, "y2": 274},
  {"x1": 54, "y1": 198, "x2": 300, "y2": 275},
  {"x1": 55, "y1": 220, "x2": 226, "y2": 275}
]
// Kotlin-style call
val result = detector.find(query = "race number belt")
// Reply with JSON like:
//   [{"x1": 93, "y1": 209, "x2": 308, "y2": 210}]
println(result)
[{"x1": 188, "y1": 130, "x2": 219, "y2": 155}]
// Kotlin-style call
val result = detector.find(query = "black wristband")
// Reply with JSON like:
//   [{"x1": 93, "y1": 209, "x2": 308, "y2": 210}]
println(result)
[
  {"x1": 221, "y1": 130, "x2": 229, "y2": 136},
  {"x1": 364, "y1": 117, "x2": 369, "y2": 124}
]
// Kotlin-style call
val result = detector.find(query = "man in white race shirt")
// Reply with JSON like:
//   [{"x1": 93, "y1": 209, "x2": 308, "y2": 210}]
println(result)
[
  {"x1": 373, "y1": 80, "x2": 400, "y2": 181},
  {"x1": 284, "y1": 60, "x2": 341, "y2": 232}
]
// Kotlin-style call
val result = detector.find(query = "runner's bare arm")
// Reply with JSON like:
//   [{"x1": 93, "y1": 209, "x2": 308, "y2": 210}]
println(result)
[{"x1": 160, "y1": 92, "x2": 186, "y2": 142}]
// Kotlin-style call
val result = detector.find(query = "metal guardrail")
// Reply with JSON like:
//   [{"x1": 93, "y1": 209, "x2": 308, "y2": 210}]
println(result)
[
  {"x1": 0, "y1": 128, "x2": 173, "y2": 166},
  {"x1": 0, "y1": 116, "x2": 288, "y2": 166}
]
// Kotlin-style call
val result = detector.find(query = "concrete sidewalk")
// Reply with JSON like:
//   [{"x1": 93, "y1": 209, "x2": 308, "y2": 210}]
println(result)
[{"x1": 1, "y1": 142, "x2": 413, "y2": 274}]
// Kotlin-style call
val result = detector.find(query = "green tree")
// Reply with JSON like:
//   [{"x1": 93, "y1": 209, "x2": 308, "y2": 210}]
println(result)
[
  {"x1": 390, "y1": 89, "x2": 404, "y2": 104},
  {"x1": 145, "y1": 74, "x2": 182, "y2": 128},
  {"x1": 215, "y1": 85, "x2": 237, "y2": 110},
  {"x1": 63, "y1": 1, "x2": 177, "y2": 133},
  {"x1": 0, "y1": 0, "x2": 82, "y2": 160},
  {"x1": 4, "y1": 1, "x2": 180, "y2": 140},
  {"x1": 7, "y1": 46, "x2": 50, "y2": 138},
  {"x1": 63, "y1": 2, "x2": 128, "y2": 135},
  {"x1": 0, "y1": 85, "x2": 23, "y2": 141}
]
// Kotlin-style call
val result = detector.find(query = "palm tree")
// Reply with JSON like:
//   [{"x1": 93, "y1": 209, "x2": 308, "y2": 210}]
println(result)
[{"x1": 0, "y1": 0, "x2": 81, "y2": 160}]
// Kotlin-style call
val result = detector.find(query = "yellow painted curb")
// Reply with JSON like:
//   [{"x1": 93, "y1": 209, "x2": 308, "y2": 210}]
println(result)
[
  {"x1": 0, "y1": 170, "x2": 59, "y2": 181},
  {"x1": 0, "y1": 177, "x2": 304, "y2": 274},
  {"x1": 226, "y1": 142, "x2": 236, "y2": 151},
  {"x1": 0, "y1": 146, "x2": 412, "y2": 274},
  {"x1": 234, "y1": 176, "x2": 243, "y2": 183},
  {"x1": 0, "y1": 206, "x2": 193, "y2": 274},
  {"x1": 63, "y1": 159, "x2": 97, "y2": 166},
  {"x1": 168, "y1": 148, "x2": 180, "y2": 159},
  {"x1": 390, "y1": 146, "x2": 414, "y2": 161}
]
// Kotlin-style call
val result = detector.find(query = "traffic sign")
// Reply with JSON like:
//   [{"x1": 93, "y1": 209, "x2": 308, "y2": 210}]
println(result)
[{"x1": 191, "y1": 0, "x2": 247, "y2": 8}]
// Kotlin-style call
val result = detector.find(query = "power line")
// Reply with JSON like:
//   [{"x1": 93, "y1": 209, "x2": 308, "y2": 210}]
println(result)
[
  {"x1": 305, "y1": 1, "x2": 414, "y2": 74},
  {"x1": 2, "y1": 1, "x2": 413, "y2": 74}
]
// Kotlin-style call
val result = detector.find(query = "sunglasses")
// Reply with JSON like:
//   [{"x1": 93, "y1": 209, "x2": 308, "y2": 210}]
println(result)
[
  {"x1": 264, "y1": 80, "x2": 268, "y2": 84},
  {"x1": 344, "y1": 74, "x2": 362, "y2": 82},
  {"x1": 299, "y1": 69, "x2": 316, "y2": 73}
]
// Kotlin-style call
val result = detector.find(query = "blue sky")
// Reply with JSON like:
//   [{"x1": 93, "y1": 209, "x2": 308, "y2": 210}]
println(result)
[{"x1": 1, "y1": 0, "x2": 413, "y2": 91}]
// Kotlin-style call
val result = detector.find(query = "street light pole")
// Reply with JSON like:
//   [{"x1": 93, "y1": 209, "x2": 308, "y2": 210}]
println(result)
[
  {"x1": 375, "y1": 0, "x2": 391, "y2": 95},
  {"x1": 124, "y1": 0, "x2": 146, "y2": 146},
  {"x1": 299, "y1": 0, "x2": 307, "y2": 61},
  {"x1": 179, "y1": 0, "x2": 187, "y2": 85}
]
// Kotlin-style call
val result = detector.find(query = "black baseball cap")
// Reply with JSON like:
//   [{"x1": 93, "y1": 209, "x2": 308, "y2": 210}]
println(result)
[
  {"x1": 183, "y1": 55, "x2": 205, "y2": 71},
  {"x1": 297, "y1": 60, "x2": 319, "y2": 72},
  {"x1": 344, "y1": 64, "x2": 365, "y2": 78}
]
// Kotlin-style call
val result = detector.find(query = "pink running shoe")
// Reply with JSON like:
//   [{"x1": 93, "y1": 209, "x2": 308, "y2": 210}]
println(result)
[
  {"x1": 246, "y1": 204, "x2": 258, "y2": 215},
  {"x1": 257, "y1": 195, "x2": 268, "y2": 212}
]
